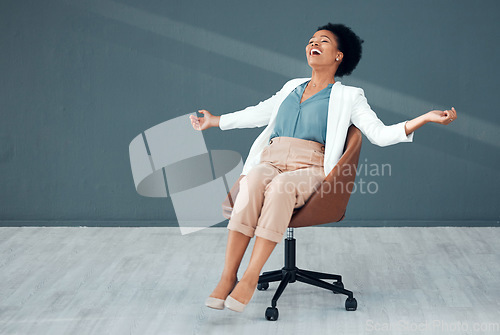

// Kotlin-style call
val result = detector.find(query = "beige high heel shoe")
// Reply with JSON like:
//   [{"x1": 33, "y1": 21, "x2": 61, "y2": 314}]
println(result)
[
  {"x1": 224, "y1": 294, "x2": 248, "y2": 313},
  {"x1": 205, "y1": 277, "x2": 239, "y2": 310}
]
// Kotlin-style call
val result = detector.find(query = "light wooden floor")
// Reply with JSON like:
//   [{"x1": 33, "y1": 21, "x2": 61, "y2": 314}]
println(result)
[{"x1": 0, "y1": 226, "x2": 499, "y2": 335}]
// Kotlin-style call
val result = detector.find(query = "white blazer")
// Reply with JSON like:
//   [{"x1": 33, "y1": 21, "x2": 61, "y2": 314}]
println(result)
[{"x1": 219, "y1": 78, "x2": 414, "y2": 177}]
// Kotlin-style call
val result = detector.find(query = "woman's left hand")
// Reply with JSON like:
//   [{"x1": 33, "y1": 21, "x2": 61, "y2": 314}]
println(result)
[{"x1": 426, "y1": 107, "x2": 458, "y2": 125}]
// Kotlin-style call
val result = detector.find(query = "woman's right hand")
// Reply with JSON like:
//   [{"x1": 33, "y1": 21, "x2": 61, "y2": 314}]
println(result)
[{"x1": 189, "y1": 110, "x2": 219, "y2": 131}]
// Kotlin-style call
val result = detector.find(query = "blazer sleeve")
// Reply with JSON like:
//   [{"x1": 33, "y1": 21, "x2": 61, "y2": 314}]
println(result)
[
  {"x1": 350, "y1": 88, "x2": 414, "y2": 146},
  {"x1": 219, "y1": 86, "x2": 285, "y2": 130}
]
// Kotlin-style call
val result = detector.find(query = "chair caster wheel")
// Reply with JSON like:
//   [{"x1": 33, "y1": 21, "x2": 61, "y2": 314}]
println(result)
[
  {"x1": 332, "y1": 281, "x2": 344, "y2": 294},
  {"x1": 257, "y1": 282, "x2": 269, "y2": 290},
  {"x1": 345, "y1": 297, "x2": 357, "y2": 311},
  {"x1": 265, "y1": 306, "x2": 279, "y2": 321}
]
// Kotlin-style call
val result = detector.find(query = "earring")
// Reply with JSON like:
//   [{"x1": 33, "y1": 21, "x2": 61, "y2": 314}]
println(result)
[{"x1": 336, "y1": 58, "x2": 339, "y2": 61}]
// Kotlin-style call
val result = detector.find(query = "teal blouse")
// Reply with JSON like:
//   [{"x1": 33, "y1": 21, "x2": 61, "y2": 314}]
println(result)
[{"x1": 269, "y1": 80, "x2": 331, "y2": 145}]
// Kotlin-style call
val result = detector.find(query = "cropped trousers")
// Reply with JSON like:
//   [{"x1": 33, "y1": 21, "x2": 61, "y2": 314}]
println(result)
[{"x1": 227, "y1": 136, "x2": 326, "y2": 244}]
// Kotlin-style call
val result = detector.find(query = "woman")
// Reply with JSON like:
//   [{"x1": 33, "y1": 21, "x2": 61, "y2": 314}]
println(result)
[{"x1": 189, "y1": 23, "x2": 457, "y2": 313}]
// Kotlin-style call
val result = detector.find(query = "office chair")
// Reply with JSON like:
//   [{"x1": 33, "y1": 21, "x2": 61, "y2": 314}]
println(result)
[{"x1": 222, "y1": 125, "x2": 362, "y2": 321}]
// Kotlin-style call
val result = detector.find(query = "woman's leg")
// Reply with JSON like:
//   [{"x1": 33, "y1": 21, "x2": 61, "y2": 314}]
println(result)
[
  {"x1": 227, "y1": 235, "x2": 277, "y2": 305},
  {"x1": 209, "y1": 162, "x2": 279, "y2": 301},
  {"x1": 255, "y1": 166, "x2": 325, "y2": 242},
  {"x1": 227, "y1": 166, "x2": 325, "y2": 306},
  {"x1": 208, "y1": 229, "x2": 251, "y2": 300},
  {"x1": 226, "y1": 162, "x2": 279, "y2": 237}
]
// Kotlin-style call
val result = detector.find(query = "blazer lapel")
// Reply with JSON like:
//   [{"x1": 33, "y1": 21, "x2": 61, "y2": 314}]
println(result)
[{"x1": 324, "y1": 81, "x2": 344, "y2": 176}]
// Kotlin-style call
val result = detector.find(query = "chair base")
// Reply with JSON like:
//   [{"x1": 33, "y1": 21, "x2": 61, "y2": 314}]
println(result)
[{"x1": 257, "y1": 233, "x2": 357, "y2": 321}]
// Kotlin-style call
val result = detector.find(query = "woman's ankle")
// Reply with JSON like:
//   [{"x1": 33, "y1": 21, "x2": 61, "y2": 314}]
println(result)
[
  {"x1": 220, "y1": 270, "x2": 238, "y2": 282},
  {"x1": 241, "y1": 271, "x2": 260, "y2": 285}
]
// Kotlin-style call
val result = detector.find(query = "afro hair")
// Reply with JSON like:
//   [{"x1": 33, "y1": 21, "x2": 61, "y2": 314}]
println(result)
[{"x1": 317, "y1": 23, "x2": 364, "y2": 77}]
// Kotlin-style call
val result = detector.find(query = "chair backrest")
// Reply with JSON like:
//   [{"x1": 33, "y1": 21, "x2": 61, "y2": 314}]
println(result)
[{"x1": 222, "y1": 125, "x2": 362, "y2": 227}]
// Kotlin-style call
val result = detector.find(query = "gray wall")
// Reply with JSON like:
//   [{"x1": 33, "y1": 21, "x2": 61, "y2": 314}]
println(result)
[{"x1": 1, "y1": 0, "x2": 499, "y2": 226}]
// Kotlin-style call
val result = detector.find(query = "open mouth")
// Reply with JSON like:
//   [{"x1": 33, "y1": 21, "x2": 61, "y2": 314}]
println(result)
[{"x1": 310, "y1": 48, "x2": 322, "y2": 56}]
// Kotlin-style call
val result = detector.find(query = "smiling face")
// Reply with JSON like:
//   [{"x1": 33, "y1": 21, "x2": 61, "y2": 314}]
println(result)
[{"x1": 306, "y1": 29, "x2": 343, "y2": 68}]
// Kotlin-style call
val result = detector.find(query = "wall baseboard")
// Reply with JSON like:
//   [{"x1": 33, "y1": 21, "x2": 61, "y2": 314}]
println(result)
[{"x1": 0, "y1": 220, "x2": 498, "y2": 227}]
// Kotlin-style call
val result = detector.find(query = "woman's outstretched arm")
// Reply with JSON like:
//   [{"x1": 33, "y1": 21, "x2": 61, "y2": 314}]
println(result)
[
  {"x1": 351, "y1": 87, "x2": 458, "y2": 146},
  {"x1": 404, "y1": 107, "x2": 457, "y2": 136},
  {"x1": 189, "y1": 88, "x2": 285, "y2": 132}
]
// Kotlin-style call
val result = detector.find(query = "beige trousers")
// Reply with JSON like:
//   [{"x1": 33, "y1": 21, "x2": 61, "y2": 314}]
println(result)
[{"x1": 227, "y1": 136, "x2": 326, "y2": 244}]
